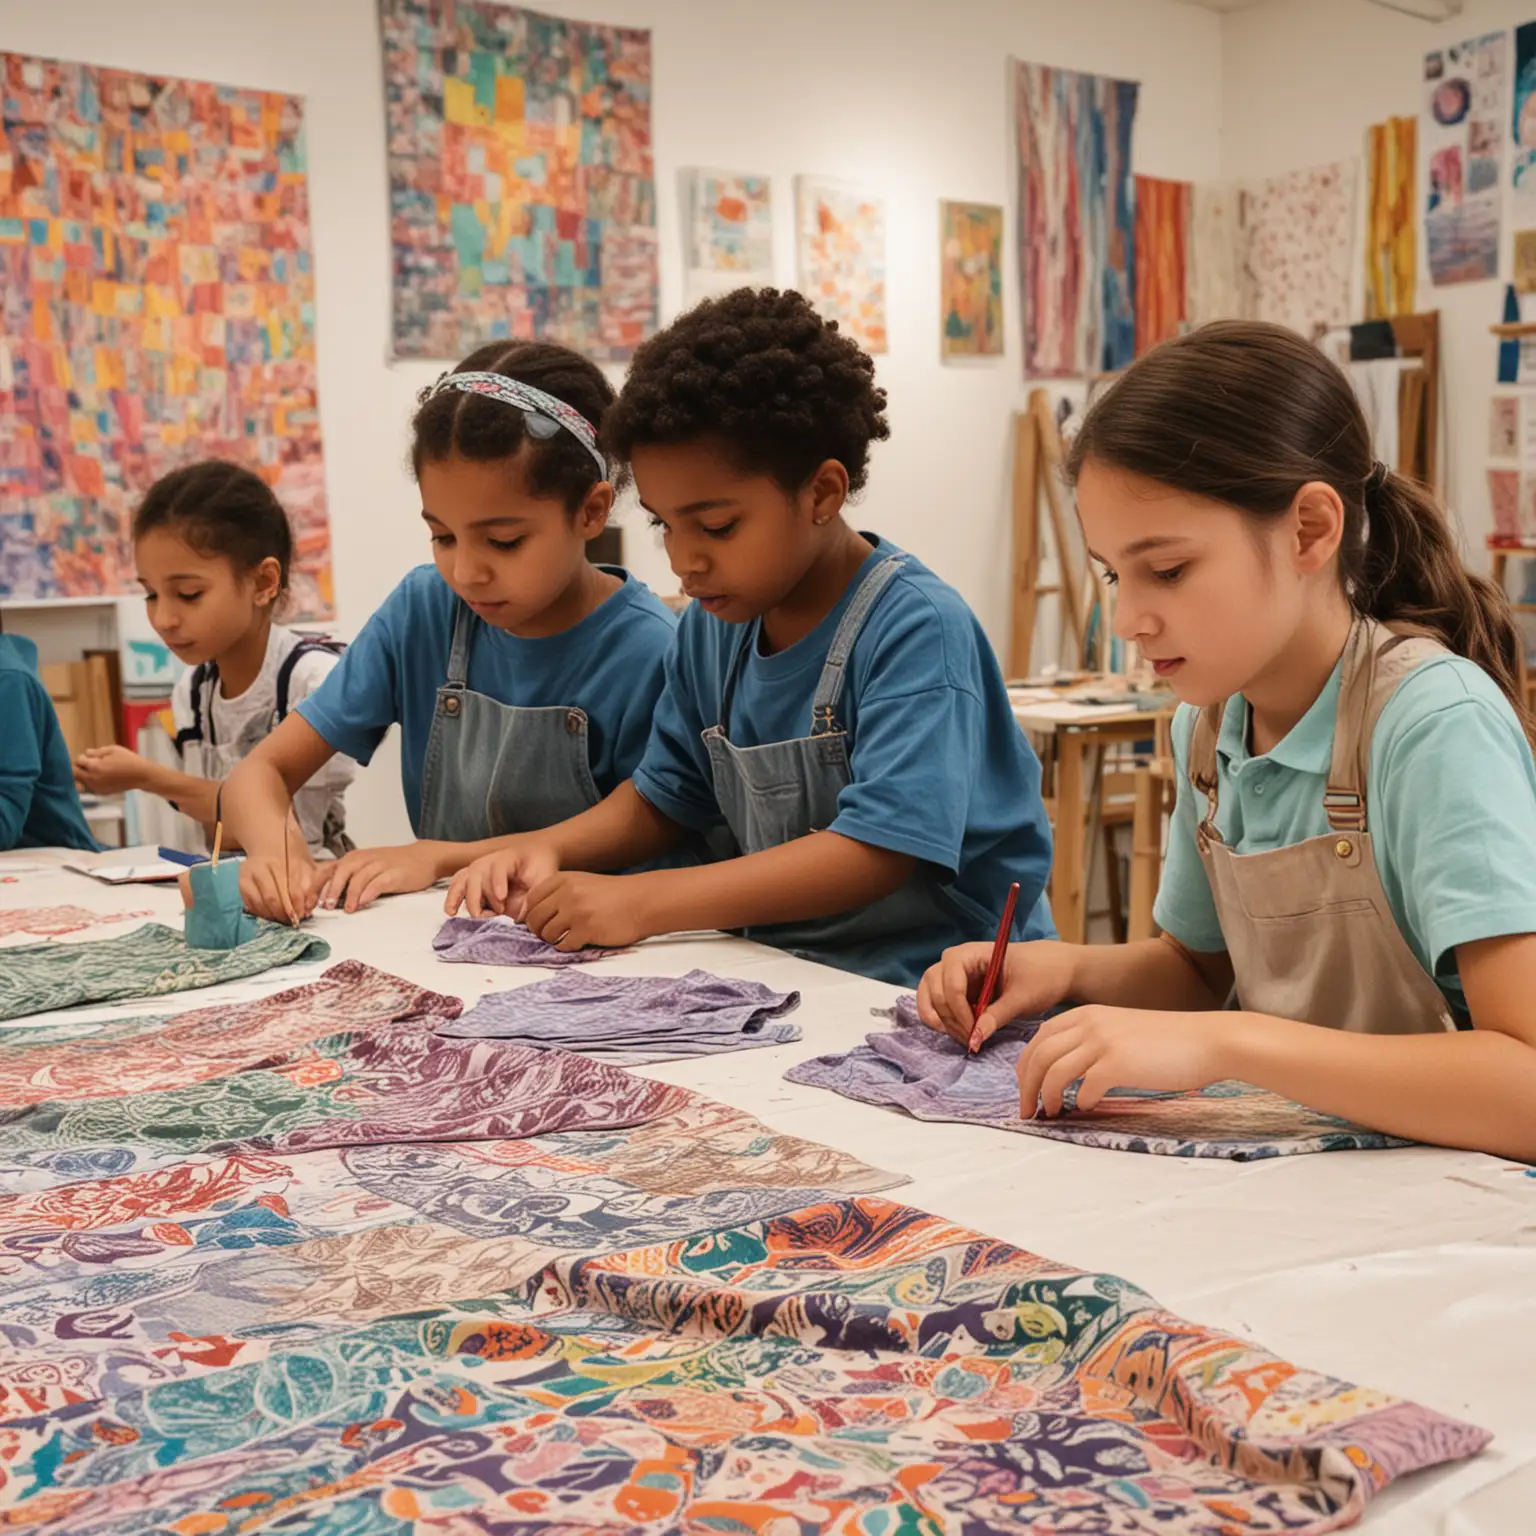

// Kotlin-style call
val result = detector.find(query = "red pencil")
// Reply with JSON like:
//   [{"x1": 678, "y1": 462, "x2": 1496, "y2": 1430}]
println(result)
[{"x1": 968, "y1": 881, "x2": 1020, "y2": 1053}]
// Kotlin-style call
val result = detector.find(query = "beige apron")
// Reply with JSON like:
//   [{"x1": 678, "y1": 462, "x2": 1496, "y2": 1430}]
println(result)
[{"x1": 1189, "y1": 617, "x2": 1457, "y2": 1035}]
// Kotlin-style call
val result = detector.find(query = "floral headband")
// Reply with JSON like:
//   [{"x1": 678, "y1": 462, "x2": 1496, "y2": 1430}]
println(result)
[{"x1": 431, "y1": 371, "x2": 607, "y2": 479}]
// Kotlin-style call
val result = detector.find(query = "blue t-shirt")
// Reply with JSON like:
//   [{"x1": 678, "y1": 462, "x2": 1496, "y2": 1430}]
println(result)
[
  {"x1": 0, "y1": 635, "x2": 98, "y2": 853},
  {"x1": 298, "y1": 565, "x2": 677, "y2": 834},
  {"x1": 633, "y1": 535, "x2": 1056, "y2": 970},
  {"x1": 1156, "y1": 651, "x2": 1536, "y2": 1015}
]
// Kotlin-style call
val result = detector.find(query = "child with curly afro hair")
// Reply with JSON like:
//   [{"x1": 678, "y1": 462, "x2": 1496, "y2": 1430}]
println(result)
[{"x1": 448, "y1": 288, "x2": 1056, "y2": 986}]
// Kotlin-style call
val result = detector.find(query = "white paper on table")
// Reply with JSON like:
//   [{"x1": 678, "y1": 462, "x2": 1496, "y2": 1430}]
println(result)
[{"x1": 64, "y1": 860, "x2": 188, "y2": 884}]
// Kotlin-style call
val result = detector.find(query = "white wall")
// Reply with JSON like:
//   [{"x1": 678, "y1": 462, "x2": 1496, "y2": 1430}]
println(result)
[
  {"x1": 2, "y1": 0, "x2": 1225, "y2": 843},
  {"x1": 1222, "y1": 0, "x2": 1535, "y2": 583}
]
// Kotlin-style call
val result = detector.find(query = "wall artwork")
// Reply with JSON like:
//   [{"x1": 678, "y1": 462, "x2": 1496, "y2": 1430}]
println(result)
[
  {"x1": 939, "y1": 200, "x2": 1003, "y2": 359},
  {"x1": 1365, "y1": 116, "x2": 1417, "y2": 319},
  {"x1": 1134, "y1": 176, "x2": 1190, "y2": 355},
  {"x1": 684, "y1": 169, "x2": 772, "y2": 301},
  {"x1": 0, "y1": 51, "x2": 333, "y2": 615},
  {"x1": 1423, "y1": 31, "x2": 1505, "y2": 286},
  {"x1": 381, "y1": 0, "x2": 657, "y2": 362},
  {"x1": 1514, "y1": 22, "x2": 1536, "y2": 223},
  {"x1": 794, "y1": 177, "x2": 887, "y2": 354},
  {"x1": 1015, "y1": 60, "x2": 1139, "y2": 379},
  {"x1": 1186, "y1": 182, "x2": 1244, "y2": 326},
  {"x1": 1240, "y1": 162, "x2": 1357, "y2": 340}
]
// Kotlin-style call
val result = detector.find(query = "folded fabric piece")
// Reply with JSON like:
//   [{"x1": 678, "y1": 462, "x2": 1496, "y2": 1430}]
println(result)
[
  {"x1": 0, "y1": 1015, "x2": 692, "y2": 1193},
  {"x1": 0, "y1": 960, "x2": 458, "y2": 1110},
  {"x1": 7, "y1": 1194, "x2": 1487, "y2": 1532},
  {"x1": 786, "y1": 995, "x2": 1411, "y2": 1159},
  {"x1": 0, "y1": 923, "x2": 330, "y2": 1023},
  {"x1": 0, "y1": 906, "x2": 153, "y2": 941},
  {"x1": 437, "y1": 967, "x2": 802, "y2": 1064},
  {"x1": 433, "y1": 914, "x2": 625, "y2": 966}
]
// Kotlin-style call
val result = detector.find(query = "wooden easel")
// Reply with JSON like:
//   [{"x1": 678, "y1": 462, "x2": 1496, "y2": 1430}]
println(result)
[{"x1": 1009, "y1": 388, "x2": 1093, "y2": 679}]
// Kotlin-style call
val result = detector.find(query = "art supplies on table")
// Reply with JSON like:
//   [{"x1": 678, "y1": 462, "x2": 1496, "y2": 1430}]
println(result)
[{"x1": 64, "y1": 857, "x2": 188, "y2": 884}]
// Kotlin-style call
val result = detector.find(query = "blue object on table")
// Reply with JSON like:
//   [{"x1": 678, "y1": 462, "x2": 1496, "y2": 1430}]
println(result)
[
  {"x1": 184, "y1": 858, "x2": 258, "y2": 949},
  {"x1": 157, "y1": 846, "x2": 203, "y2": 868}
]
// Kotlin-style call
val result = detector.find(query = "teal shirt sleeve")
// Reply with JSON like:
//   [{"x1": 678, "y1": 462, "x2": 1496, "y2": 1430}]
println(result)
[
  {"x1": 1370, "y1": 660, "x2": 1536, "y2": 985},
  {"x1": 632, "y1": 609, "x2": 725, "y2": 831},
  {"x1": 0, "y1": 671, "x2": 45, "y2": 849},
  {"x1": 1152, "y1": 703, "x2": 1227, "y2": 953}
]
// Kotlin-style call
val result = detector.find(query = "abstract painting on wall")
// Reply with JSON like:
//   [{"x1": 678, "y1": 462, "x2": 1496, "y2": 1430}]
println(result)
[
  {"x1": 1015, "y1": 60, "x2": 1138, "y2": 379},
  {"x1": 684, "y1": 169, "x2": 772, "y2": 301},
  {"x1": 0, "y1": 51, "x2": 333, "y2": 615},
  {"x1": 939, "y1": 200, "x2": 1003, "y2": 358},
  {"x1": 795, "y1": 177, "x2": 887, "y2": 353},
  {"x1": 1423, "y1": 31, "x2": 1505, "y2": 286},
  {"x1": 1240, "y1": 161, "x2": 1357, "y2": 340},
  {"x1": 1186, "y1": 182, "x2": 1243, "y2": 326},
  {"x1": 1366, "y1": 117, "x2": 1417, "y2": 318},
  {"x1": 1134, "y1": 175, "x2": 1189, "y2": 354},
  {"x1": 1513, "y1": 22, "x2": 1536, "y2": 223},
  {"x1": 381, "y1": 0, "x2": 657, "y2": 362}
]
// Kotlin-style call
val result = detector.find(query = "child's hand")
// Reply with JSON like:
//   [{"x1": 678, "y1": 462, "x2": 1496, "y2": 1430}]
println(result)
[
  {"x1": 445, "y1": 842, "x2": 560, "y2": 919},
  {"x1": 916, "y1": 939, "x2": 1079, "y2": 1050},
  {"x1": 1016, "y1": 1006, "x2": 1230, "y2": 1119},
  {"x1": 239, "y1": 851, "x2": 321, "y2": 925},
  {"x1": 523, "y1": 871, "x2": 650, "y2": 951},
  {"x1": 317, "y1": 843, "x2": 445, "y2": 913},
  {"x1": 74, "y1": 746, "x2": 152, "y2": 796}
]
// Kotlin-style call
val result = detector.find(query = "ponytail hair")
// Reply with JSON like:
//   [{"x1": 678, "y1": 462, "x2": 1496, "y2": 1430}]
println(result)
[{"x1": 1065, "y1": 321, "x2": 1534, "y2": 744}]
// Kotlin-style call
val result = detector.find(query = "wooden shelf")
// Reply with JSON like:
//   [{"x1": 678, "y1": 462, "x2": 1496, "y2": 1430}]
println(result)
[{"x1": 1491, "y1": 322, "x2": 1536, "y2": 338}]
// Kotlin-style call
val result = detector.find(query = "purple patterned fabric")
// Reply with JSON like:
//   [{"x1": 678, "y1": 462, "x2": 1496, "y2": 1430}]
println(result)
[
  {"x1": 432, "y1": 915, "x2": 626, "y2": 966},
  {"x1": 437, "y1": 968, "x2": 802, "y2": 1064},
  {"x1": 786, "y1": 996, "x2": 1412, "y2": 1160}
]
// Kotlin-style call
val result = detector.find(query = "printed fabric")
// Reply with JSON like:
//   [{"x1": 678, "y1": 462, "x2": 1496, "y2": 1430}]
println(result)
[
  {"x1": 438, "y1": 966, "x2": 802, "y2": 1064},
  {"x1": 433, "y1": 913, "x2": 626, "y2": 966},
  {"x1": 785, "y1": 995, "x2": 1412, "y2": 1159},
  {"x1": 0, "y1": 922, "x2": 330, "y2": 1022}
]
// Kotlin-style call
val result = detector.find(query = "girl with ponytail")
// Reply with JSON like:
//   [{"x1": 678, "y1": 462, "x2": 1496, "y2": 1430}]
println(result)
[{"x1": 919, "y1": 321, "x2": 1536, "y2": 1161}]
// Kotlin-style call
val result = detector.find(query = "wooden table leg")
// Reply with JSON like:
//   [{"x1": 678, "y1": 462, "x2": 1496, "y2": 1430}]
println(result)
[
  {"x1": 1050, "y1": 729, "x2": 1087, "y2": 943},
  {"x1": 1128, "y1": 767, "x2": 1161, "y2": 941}
]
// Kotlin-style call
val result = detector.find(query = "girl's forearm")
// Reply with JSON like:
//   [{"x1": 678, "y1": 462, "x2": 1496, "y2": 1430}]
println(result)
[
  {"x1": 1224, "y1": 1015, "x2": 1536, "y2": 1162},
  {"x1": 1071, "y1": 934, "x2": 1232, "y2": 1012}
]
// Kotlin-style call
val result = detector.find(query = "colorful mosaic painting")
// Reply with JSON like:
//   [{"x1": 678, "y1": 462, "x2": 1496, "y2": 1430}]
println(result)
[
  {"x1": 0, "y1": 51, "x2": 333, "y2": 616},
  {"x1": 381, "y1": 0, "x2": 657, "y2": 361},
  {"x1": 940, "y1": 199, "x2": 1004, "y2": 358},
  {"x1": 795, "y1": 176, "x2": 887, "y2": 354},
  {"x1": 1016, "y1": 59, "x2": 1139, "y2": 378},
  {"x1": 0, "y1": 963, "x2": 1489, "y2": 1527},
  {"x1": 685, "y1": 168, "x2": 773, "y2": 298}
]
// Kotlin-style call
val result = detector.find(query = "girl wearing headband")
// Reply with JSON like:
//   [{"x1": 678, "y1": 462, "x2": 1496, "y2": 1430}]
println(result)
[
  {"x1": 920, "y1": 322, "x2": 1536, "y2": 1162},
  {"x1": 221, "y1": 341, "x2": 678, "y2": 920},
  {"x1": 446, "y1": 289, "x2": 1057, "y2": 987}
]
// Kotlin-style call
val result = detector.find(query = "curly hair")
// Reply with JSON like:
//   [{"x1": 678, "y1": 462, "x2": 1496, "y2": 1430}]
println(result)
[
  {"x1": 602, "y1": 288, "x2": 891, "y2": 495},
  {"x1": 134, "y1": 461, "x2": 293, "y2": 594},
  {"x1": 411, "y1": 340, "x2": 624, "y2": 509}
]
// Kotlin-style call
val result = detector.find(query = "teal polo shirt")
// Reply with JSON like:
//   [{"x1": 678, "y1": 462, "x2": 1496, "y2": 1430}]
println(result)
[{"x1": 1155, "y1": 651, "x2": 1536, "y2": 1014}]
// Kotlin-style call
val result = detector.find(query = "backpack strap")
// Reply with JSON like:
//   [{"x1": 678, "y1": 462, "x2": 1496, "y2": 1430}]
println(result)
[
  {"x1": 172, "y1": 662, "x2": 216, "y2": 753},
  {"x1": 274, "y1": 637, "x2": 347, "y2": 724}
]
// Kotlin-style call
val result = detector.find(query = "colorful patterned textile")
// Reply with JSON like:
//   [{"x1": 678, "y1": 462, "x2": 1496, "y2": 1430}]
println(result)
[
  {"x1": 439, "y1": 967, "x2": 802, "y2": 1064},
  {"x1": 0, "y1": 961, "x2": 449, "y2": 1109},
  {"x1": 0, "y1": 907, "x2": 152, "y2": 941},
  {"x1": 433, "y1": 914, "x2": 625, "y2": 966},
  {"x1": 0, "y1": 1018, "x2": 691, "y2": 1193},
  {"x1": 1, "y1": 1197, "x2": 1487, "y2": 1532},
  {"x1": 0, "y1": 923, "x2": 329, "y2": 1022},
  {"x1": 787, "y1": 997, "x2": 1411, "y2": 1159}
]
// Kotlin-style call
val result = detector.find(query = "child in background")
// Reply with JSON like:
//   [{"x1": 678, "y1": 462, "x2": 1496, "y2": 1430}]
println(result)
[
  {"x1": 1, "y1": 620, "x2": 98, "y2": 852},
  {"x1": 222, "y1": 341, "x2": 678, "y2": 921},
  {"x1": 73, "y1": 462, "x2": 354, "y2": 856},
  {"x1": 448, "y1": 287, "x2": 1056, "y2": 987},
  {"x1": 918, "y1": 321, "x2": 1536, "y2": 1163}
]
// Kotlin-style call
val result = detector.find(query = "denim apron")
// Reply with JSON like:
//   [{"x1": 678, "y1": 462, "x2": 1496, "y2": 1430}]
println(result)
[
  {"x1": 417, "y1": 600, "x2": 602, "y2": 841},
  {"x1": 702, "y1": 554, "x2": 996, "y2": 985}
]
